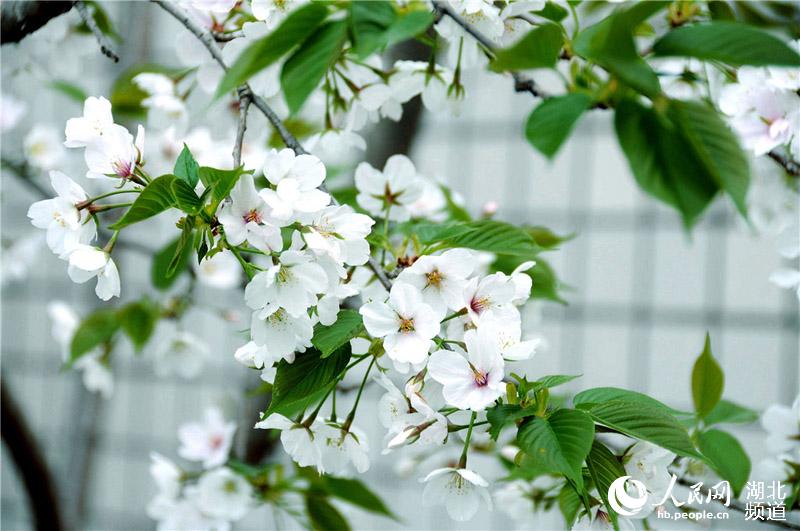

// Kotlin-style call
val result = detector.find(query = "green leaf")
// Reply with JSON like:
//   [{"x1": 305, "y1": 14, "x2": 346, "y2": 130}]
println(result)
[
  {"x1": 536, "y1": 2, "x2": 569, "y2": 22},
  {"x1": 151, "y1": 236, "x2": 192, "y2": 290},
  {"x1": 266, "y1": 346, "x2": 351, "y2": 418},
  {"x1": 697, "y1": 429, "x2": 751, "y2": 496},
  {"x1": 348, "y1": 0, "x2": 397, "y2": 57},
  {"x1": 384, "y1": 11, "x2": 434, "y2": 47},
  {"x1": 168, "y1": 217, "x2": 196, "y2": 277},
  {"x1": 69, "y1": 309, "x2": 119, "y2": 365},
  {"x1": 487, "y1": 404, "x2": 537, "y2": 440},
  {"x1": 173, "y1": 144, "x2": 199, "y2": 187},
  {"x1": 525, "y1": 93, "x2": 593, "y2": 159},
  {"x1": 517, "y1": 408, "x2": 595, "y2": 488},
  {"x1": 215, "y1": 3, "x2": 329, "y2": 99},
  {"x1": 281, "y1": 20, "x2": 347, "y2": 114},
  {"x1": 117, "y1": 300, "x2": 159, "y2": 351},
  {"x1": 198, "y1": 166, "x2": 249, "y2": 203},
  {"x1": 586, "y1": 441, "x2": 626, "y2": 528},
  {"x1": 171, "y1": 179, "x2": 203, "y2": 214},
  {"x1": 667, "y1": 100, "x2": 749, "y2": 217},
  {"x1": 704, "y1": 399, "x2": 759, "y2": 427},
  {"x1": 312, "y1": 310, "x2": 363, "y2": 358},
  {"x1": 581, "y1": 400, "x2": 701, "y2": 458},
  {"x1": 653, "y1": 21, "x2": 800, "y2": 66},
  {"x1": 491, "y1": 23, "x2": 563, "y2": 71},
  {"x1": 109, "y1": 175, "x2": 176, "y2": 230},
  {"x1": 306, "y1": 495, "x2": 351, "y2": 531},
  {"x1": 532, "y1": 374, "x2": 581, "y2": 391},
  {"x1": 691, "y1": 333, "x2": 725, "y2": 418},
  {"x1": 446, "y1": 220, "x2": 541, "y2": 257},
  {"x1": 614, "y1": 98, "x2": 718, "y2": 228},
  {"x1": 404, "y1": 221, "x2": 477, "y2": 245},
  {"x1": 321, "y1": 477, "x2": 397, "y2": 519},
  {"x1": 48, "y1": 80, "x2": 88, "y2": 103},
  {"x1": 573, "y1": 3, "x2": 666, "y2": 97},
  {"x1": 558, "y1": 481, "x2": 583, "y2": 528},
  {"x1": 527, "y1": 226, "x2": 574, "y2": 250},
  {"x1": 573, "y1": 386, "x2": 692, "y2": 418}
]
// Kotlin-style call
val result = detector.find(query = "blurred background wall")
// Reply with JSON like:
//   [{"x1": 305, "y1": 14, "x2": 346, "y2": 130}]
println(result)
[{"x1": 1, "y1": 3, "x2": 797, "y2": 530}]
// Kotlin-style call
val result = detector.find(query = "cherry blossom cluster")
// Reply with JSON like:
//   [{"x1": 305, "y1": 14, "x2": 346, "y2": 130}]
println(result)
[
  {"x1": 756, "y1": 395, "x2": 800, "y2": 493},
  {"x1": 147, "y1": 408, "x2": 253, "y2": 530}
]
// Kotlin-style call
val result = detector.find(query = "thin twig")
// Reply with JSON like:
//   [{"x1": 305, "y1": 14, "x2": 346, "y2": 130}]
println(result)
[
  {"x1": 74, "y1": 1, "x2": 118, "y2": 62},
  {"x1": 212, "y1": 29, "x2": 244, "y2": 42},
  {"x1": 233, "y1": 88, "x2": 251, "y2": 168},
  {"x1": 768, "y1": 150, "x2": 800, "y2": 178},
  {"x1": 152, "y1": 0, "x2": 393, "y2": 291},
  {"x1": 433, "y1": 1, "x2": 550, "y2": 99},
  {"x1": 675, "y1": 477, "x2": 800, "y2": 530}
]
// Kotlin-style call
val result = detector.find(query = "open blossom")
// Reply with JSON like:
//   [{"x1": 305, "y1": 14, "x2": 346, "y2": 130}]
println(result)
[
  {"x1": 190, "y1": 468, "x2": 253, "y2": 521},
  {"x1": 623, "y1": 441, "x2": 675, "y2": 506},
  {"x1": 302, "y1": 205, "x2": 375, "y2": 266},
  {"x1": 64, "y1": 96, "x2": 115, "y2": 147},
  {"x1": 24, "y1": 125, "x2": 65, "y2": 169},
  {"x1": 150, "y1": 452, "x2": 182, "y2": 500},
  {"x1": 251, "y1": 0, "x2": 306, "y2": 28},
  {"x1": 178, "y1": 407, "x2": 236, "y2": 469},
  {"x1": 133, "y1": 72, "x2": 187, "y2": 130},
  {"x1": 462, "y1": 271, "x2": 521, "y2": 324},
  {"x1": 255, "y1": 414, "x2": 324, "y2": 471},
  {"x1": 152, "y1": 325, "x2": 209, "y2": 379},
  {"x1": 259, "y1": 148, "x2": 330, "y2": 222},
  {"x1": 249, "y1": 309, "x2": 313, "y2": 361},
  {"x1": 316, "y1": 423, "x2": 371, "y2": 477},
  {"x1": 218, "y1": 173, "x2": 282, "y2": 252},
  {"x1": 355, "y1": 154, "x2": 424, "y2": 221},
  {"x1": 478, "y1": 317, "x2": 540, "y2": 361},
  {"x1": 1, "y1": 94, "x2": 26, "y2": 132},
  {"x1": 27, "y1": 170, "x2": 96, "y2": 258},
  {"x1": 67, "y1": 245, "x2": 121, "y2": 301},
  {"x1": 245, "y1": 250, "x2": 328, "y2": 318},
  {"x1": 762, "y1": 395, "x2": 800, "y2": 454},
  {"x1": 428, "y1": 327, "x2": 505, "y2": 411},
  {"x1": 396, "y1": 249, "x2": 475, "y2": 316},
  {"x1": 193, "y1": 250, "x2": 242, "y2": 289},
  {"x1": 360, "y1": 283, "x2": 440, "y2": 369},
  {"x1": 84, "y1": 123, "x2": 145, "y2": 180},
  {"x1": 421, "y1": 467, "x2": 493, "y2": 522}
]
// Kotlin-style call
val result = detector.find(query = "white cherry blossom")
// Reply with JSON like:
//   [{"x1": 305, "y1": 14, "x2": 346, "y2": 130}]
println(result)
[
  {"x1": 67, "y1": 244, "x2": 121, "y2": 301},
  {"x1": 396, "y1": 248, "x2": 475, "y2": 316},
  {"x1": 193, "y1": 250, "x2": 243, "y2": 289},
  {"x1": 477, "y1": 317, "x2": 540, "y2": 361},
  {"x1": 133, "y1": 72, "x2": 187, "y2": 130},
  {"x1": 218, "y1": 174, "x2": 282, "y2": 252},
  {"x1": 152, "y1": 325, "x2": 210, "y2": 379},
  {"x1": 427, "y1": 327, "x2": 505, "y2": 411},
  {"x1": 251, "y1": 0, "x2": 307, "y2": 29},
  {"x1": 355, "y1": 154, "x2": 424, "y2": 221},
  {"x1": 255, "y1": 414, "x2": 324, "y2": 471},
  {"x1": 149, "y1": 452, "x2": 182, "y2": 500},
  {"x1": 360, "y1": 283, "x2": 440, "y2": 368},
  {"x1": 27, "y1": 170, "x2": 96, "y2": 258},
  {"x1": 259, "y1": 148, "x2": 331, "y2": 222},
  {"x1": 316, "y1": 422, "x2": 371, "y2": 477},
  {"x1": 178, "y1": 407, "x2": 236, "y2": 469},
  {"x1": 302, "y1": 205, "x2": 375, "y2": 266},
  {"x1": 462, "y1": 272, "x2": 520, "y2": 324},
  {"x1": 191, "y1": 467, "x2": 253, "y2": 522},
  {"x1": 623, "y1": 441, "x2": 675, "y2": 505},
  {"x1": 762, "y1": 395, "x2": 800, "y2": 454},
  {"x1": 64, "y1": 96, "x2": 115, "y2": 147},
  {"x1": 421, "y1": 467, "x2": 493, "y2": 522},
  {"x1": 249, "y1": 308, "x2": 313, "y2": 361},
  {"x1": 245, "y1": 250, "x2": 328, "y2": 318},
  {"x1": 0, "y1": 94, "x2": 26, "y2": 132},
  {"x1": 84, "y1": 123, "x2": 145, "y2": 180},
  {"x1": 24, "y1": 124, "x2": 65, "y2": 169}
]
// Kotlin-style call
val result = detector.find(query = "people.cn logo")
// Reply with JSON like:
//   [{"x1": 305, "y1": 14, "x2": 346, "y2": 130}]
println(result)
[{"x1": 608, "y1": 476, "x2": 649, "y2": 516}]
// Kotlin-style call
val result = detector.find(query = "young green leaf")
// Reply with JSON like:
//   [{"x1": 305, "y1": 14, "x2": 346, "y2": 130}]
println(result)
[
  {"x1": 266, "y1": 346, "x2": 351, "y2": 418},
  {"x1": 516, "y1": 408, "x2": 595, "y2": 489},
  {"x1": 525, "y1": 93, "x2": 593, "y2": 159},
  {"x1": 321, "y1": 477, "x2": 397, "y2": 520},
  {"x1": 215, "y1": 3, "x2": 329, "y2": 99},
  {"x1": 383, "y1": 11, "x2": 434, "y2": 47},
  {"x1": 281, "y1": 20, "x2": 347, "y2": 114},
  {"x1": 653, "y1": 22, "x2": 800, "y2": 66},
  {"x1": 558, "y1": 482, "x2": 583, "y2": 528},
  {"x1": 69, "y1": 309, "x2": 119, "y2": 365},
  {"x1": 580, "y1": 400, "x2": 701, "y2": 459},
  {"x1": 573, "y1": 386, "x2": 692, "y2": 417},
  {"x1": 151, "y1": 236, "x2": 192, "y2": 290},
  {"x1": 691, "y1": 334, "x2": 724, "y2": 418},
  {"x1": 118, "y1": 300, "x2": 159, "y2": 351},
  {"x1": 168, "y1": 218, "x2": 196, "y2": 277},
  {"x1": 171, "y1": 179, "x2": 203, "y2": 214},
  {"x1": 586, "y1": 441, "x2": 626, "y2": 528},
  {"x1": 173, "y1": 144, "x2": 199, "y2": 187},
  {"x1": 306, "y1": 495, "x2": 352, "y2": 531},
  {"x1": 109, "y1": 175, "x2": 177, "y2": 230},
  {"x1": 697, "y1": 429, "x2": 751, "y2": 496},
  {"x1": 487, "y1": 404, "x2": 537, "y2": 440},
  {"x1": 348, "y1": 0, "x2": 397, "y2": 57},
  {"x1": 531, "y1": 374, "x2": 581, "y2": 391},
  {"x1": 445, "y1": 220, "x2": 542, "y2": 257},
  {"x1": 536, "y1": 2, "x2": 569, "y2": 22},
  {"x1": 312, "y1": 310, "x2": 364, "y2": 358},
  {"x1": 198, "y1": 166, "x2": 249, "y2": 203},
  {"x1": 48, "y1": 80, "x2": 89, "y2": 103},
  {"x1": 704, "y1": 399, "x2": 759, "y2": 427},
  {"x1": 491, "y1": 24, "x2": 563, "y2": 71}
]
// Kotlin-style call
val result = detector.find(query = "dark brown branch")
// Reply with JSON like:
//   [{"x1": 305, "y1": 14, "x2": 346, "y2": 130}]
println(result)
[
  {"x1": 0, "y1": 1, "x2": 75, "y2": 44},
  {"x1": 152, "y1": 0, "x2": 394, "y2": 292},
  {"x1": 232, "y1": 88, "x2": 251, "y2": 168},
  {"x1": 74, "y1": 1, "x2": 119, "y2": 62},
  {"x1": 768, "y1": 150, "x2": 800, "y2": 178}
]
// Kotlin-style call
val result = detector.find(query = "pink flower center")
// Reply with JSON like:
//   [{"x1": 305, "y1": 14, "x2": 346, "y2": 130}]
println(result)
[
  {"x1": 243, "y1": 209, "x2": 262, "y2": 224},
  {"x1": 470, "y1": 296, "x2": 490, "y2": 315},
  {"x1": 112, "y1": 159, "x2": 133, "y2": 177},
  {"x1": 470, "y1": 363, "x2": 489, "y2": 387},
  {"x1": 209, "y1": 434, "x2": 224, "y2": 450}
]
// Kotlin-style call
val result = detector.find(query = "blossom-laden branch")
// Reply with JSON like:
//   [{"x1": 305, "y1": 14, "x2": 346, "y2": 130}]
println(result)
[
  {"x1": 74, "y1": 1, "x2": 118, "y2": 63},
  {"x1": 152, "y1": 0, "x2": 393, "y2": 291}
]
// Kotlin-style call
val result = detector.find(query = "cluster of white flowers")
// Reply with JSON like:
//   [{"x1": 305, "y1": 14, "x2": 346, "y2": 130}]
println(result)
[
  {"x1": 756, "y1": 394, "x2": 800, "y2": 489},
  {"x1": 148, "y1": 408, "x2": 254, "y2": 531}
]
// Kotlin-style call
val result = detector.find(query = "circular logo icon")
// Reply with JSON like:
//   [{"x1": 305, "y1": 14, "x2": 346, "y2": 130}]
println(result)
[{"x1": 608, "y1": 476, "x2": 649, "y2": 516}]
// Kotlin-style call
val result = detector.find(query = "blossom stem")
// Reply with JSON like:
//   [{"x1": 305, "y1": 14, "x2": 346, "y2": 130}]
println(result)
[
  {"x1": 342, "y1": 356, "x2": 376, "y2": 432},
  {"x1": 380, "y1": 204, "x2": 392, "y2": 266},
  {"x1": 440, "y1": 308, "x2": 467, "y2": 324},
  {"x1": 76, "y1": 189, "x2": 139, "y2": 210},
  {"x1": 458, "y1": 411, "x2": 477, "y2": 468},
  {"x1": 103, "y1": 230, "x2": 120, "y2": 253},
  {"x1": 88, "y1": 202, "x2": 133, "y2": 213},
  {"x1": 226, "y1": 240, "x2": 255, "y2": 280}
]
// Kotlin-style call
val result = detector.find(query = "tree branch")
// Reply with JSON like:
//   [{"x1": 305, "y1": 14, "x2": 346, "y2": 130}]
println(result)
[
  {"x1": 0, "y1": 1, "x2": 75, "y2": 44},
  {"x1": 768, "y1": 150, "x2": 800, "y2": 178},
  {"x1": 152, "y1": 0, "x2": 393, "y2": 291},
  {"x1": 74, "y1": 1, "x2": 119, "y2": 63},
  {"x1": 232, "y1": 88, "x2": 251, "y2": 168}
]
